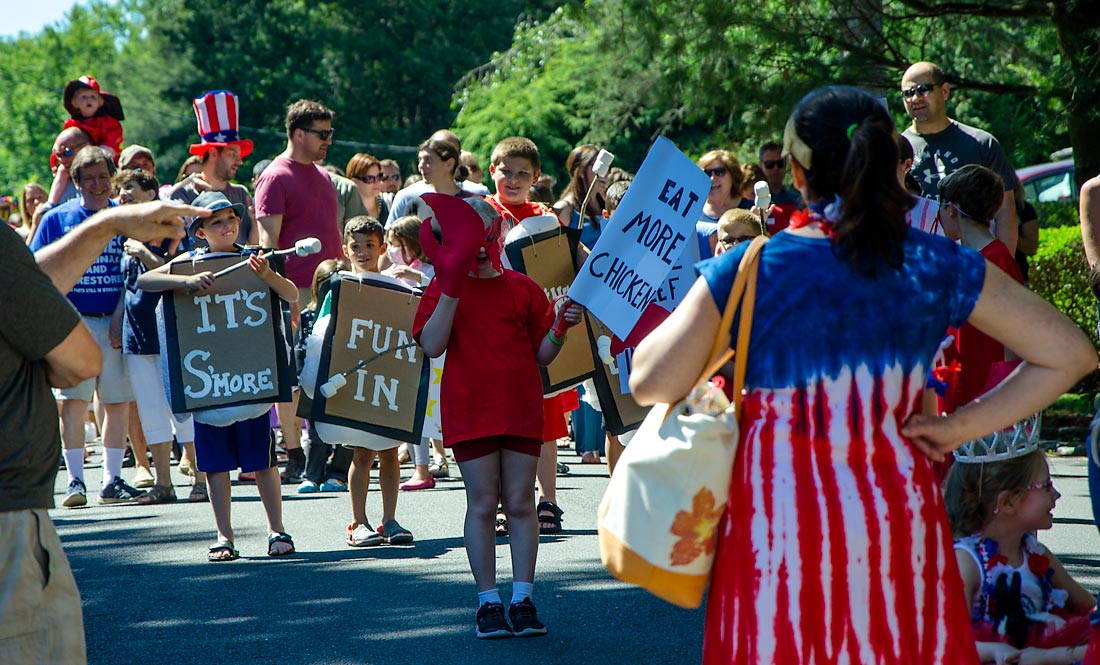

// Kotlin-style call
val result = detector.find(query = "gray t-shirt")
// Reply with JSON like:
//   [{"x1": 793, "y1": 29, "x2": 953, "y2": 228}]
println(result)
[
  {"x1": 903, "y1": 120, "x2": 1016, "y2": 198},
  {"x1": 329, "y1": 173, "x2": 369, "y2": 235},
  {"x1": 0, "y1": 225, "x2": 81, "y2": 511},
  {"x1": 169, "y1": 179, "x2": 255, "y2": 245}
]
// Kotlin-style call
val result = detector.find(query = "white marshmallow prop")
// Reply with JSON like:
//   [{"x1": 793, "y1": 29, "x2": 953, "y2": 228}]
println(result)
[
  {"x1": 596, "y1": 335, "x2": 614, "y2": 366},
  {"x1": 753, "y1": 181, "x2": 771, "y2": 212}
]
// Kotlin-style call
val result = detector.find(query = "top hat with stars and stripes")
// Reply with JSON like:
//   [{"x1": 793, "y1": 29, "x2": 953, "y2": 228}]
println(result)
[{"x1": 189, "y1": 90, "x2": 254, "y2": 158}]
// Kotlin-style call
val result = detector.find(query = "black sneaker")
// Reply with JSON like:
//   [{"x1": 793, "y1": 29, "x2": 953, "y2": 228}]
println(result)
[
  {"x1": 475, "y1": 602, "x2": 513, "y2": 639},
  {"x1": 62, "y1": 478, "x2": 87, "y2": 508},
  {"x1": 508, "y1": 598, "x2": 547, "y2": 637},
  {"x1": 99, "y1": 476, "x2": 146, "y2": 505}
]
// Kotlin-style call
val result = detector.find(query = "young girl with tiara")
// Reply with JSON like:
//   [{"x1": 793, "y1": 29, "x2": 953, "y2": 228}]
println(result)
[{"x1": 945, "y1": 435, "x2": 1095, "y2": 664}]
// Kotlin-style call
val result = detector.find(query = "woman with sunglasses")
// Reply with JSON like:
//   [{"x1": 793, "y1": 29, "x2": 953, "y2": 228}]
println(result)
[
  {"x1": 346, "y1": 153, "x2": 390, "y2": 223},
  {"x1": 630, "y1": 85, "x2": 1095, "y2": 664},
  {"x1": 696, "y1": 150, "x2": 749, "y2": 258}
]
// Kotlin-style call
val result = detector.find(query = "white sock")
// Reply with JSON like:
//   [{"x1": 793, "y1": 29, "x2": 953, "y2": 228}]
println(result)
[
  {"x1": 104, "y1": 447, "x2": 125, "y2": 485},
  {"x1": 477, "y1": 589, "x2": 501, "y2": 606},
  {"x1": 63, "y1": 449, "x2": 85, "y2": 484},
  {"x1": 511, "y1": 582, "x2": 534, "y2": 604}
]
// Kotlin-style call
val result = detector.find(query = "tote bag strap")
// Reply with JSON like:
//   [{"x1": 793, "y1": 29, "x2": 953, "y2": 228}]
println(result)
[{"x1": 695, "y1": 236, "x2": 767, "y2": 407}]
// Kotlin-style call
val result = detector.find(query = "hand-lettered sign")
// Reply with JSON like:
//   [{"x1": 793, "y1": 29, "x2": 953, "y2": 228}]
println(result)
[
  {"x1": 160, "y1": 252, "x2": 292, "y2": 413},
  {"x1": 567, "y1": 137, "x2": 709, "y2": 339},
  {"x1": 310, "y1": 273, "x2": 429, "y2": 445},
  {"x1": 505, "y1": 220, "x2": 596, "y2": 394}
]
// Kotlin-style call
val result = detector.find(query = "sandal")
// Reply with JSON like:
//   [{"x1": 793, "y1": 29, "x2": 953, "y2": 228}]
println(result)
[
  {"x1": 208, "y1": 539, "x2": 239, "y2": 562},
  {"x1": 495, "y1": 505, "x2": 508, "y2": 536},
  {"x1": 187, "y1": 483, "x2": 209, "y2": 503},
  {"x1": 556, "y1": 462, "x2": 570, "y2": 476},
  {"x1": 580, "y1": 451, "x2": 601, "y2": 464},
  {"x1": 537, "y1": 501, "x2": 564, "y2": 535},
  {"x1": 379, "y1": 520, "x2": 414, "y2": 545},
  {"x1": 268, "y1": 532, "x2": 295, "y2": 557},
  {"x1": 136, "y1": 484, "x2": 177, "y2": 505},
  {"x1": 429, "y1": 462, "x2": 450, "y2": 478}
]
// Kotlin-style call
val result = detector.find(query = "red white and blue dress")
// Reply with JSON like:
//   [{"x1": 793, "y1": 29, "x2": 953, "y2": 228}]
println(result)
[{"x1": 697, "y1": 227, "x2": 987, "y2": 664}]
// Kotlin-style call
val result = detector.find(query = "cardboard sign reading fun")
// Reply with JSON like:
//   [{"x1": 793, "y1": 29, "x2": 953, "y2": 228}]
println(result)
[
  {"x1": 505, "y1": 221, "x2": 596, "y2": 394},
  {"x1": 160, "y1": 252, "x2": 292, "y2": 412},
  {"x1": 312, "y1": 274, "x2": 429, "y2": 444},
  {"x1": 568, "y1": 137, "x2": 710, "y2": 339}
]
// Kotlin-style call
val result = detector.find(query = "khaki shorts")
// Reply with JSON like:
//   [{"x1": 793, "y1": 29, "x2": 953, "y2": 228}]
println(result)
[
  {"x1": 0, "y1": 509, "x2": 86, "y2": 664},
  {"x1": 54, "y1": 315, "x2": 133, "y2": 404}
]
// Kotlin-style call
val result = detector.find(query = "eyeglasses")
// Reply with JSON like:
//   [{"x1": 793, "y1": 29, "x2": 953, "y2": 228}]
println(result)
[
  {"x1": 901, "y1": 83, "x2": 940, "y2": 100},
  {"x1": 703, "y1": 167, "x2": 728, "y2": 178},
  {"x1": 1025, "y1": 479, "x2": 1056, "y2": 493},
  {"x1": 381, "y1": 174, "x2": 401, "y2": 182},
  {"x1": 355, "y1": 174, "x2": 381, "y2": 184},
  {"x1": 719, "y1": 235, "x2": 756, "y2": 248},
  {"x1": 762, "y1": 159, "x2": 785, "y2": 170},
  {"x1": 300, "y1": 127, "x2": 334, "y2": 141}
]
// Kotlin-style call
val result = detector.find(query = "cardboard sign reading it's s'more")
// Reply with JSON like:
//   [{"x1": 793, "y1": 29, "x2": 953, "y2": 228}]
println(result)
[
  {"x1": 568, "y1": 137, "x2": 709, "y2": 339},
  {"x1": 311, "y1": 273, "x2": 429, "y2": 445},
  {"x1": 160, "y1": 252, "x2": 292, "y2": 413},
  {"x1": 505, "y1": 217, "x2": 595, "y2": 394}
]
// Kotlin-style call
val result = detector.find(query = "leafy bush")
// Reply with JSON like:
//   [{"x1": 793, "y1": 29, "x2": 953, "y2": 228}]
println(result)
[
  {"x1": 1049, "y1": 392, "x2": 1094, "y2": 414},
  {"x1": 1034, "y1": 200, "x2": 1079, "y2": 229},
  {"x1": 1030, "y1": 224, "x2": 1099, "y2": 391}
]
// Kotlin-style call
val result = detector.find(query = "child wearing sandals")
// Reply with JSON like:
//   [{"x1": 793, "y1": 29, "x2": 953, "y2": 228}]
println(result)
[
  {"x1": 413, "y1": 194, "x2": 583, "y2": 638},
  {"x1": 945, "y1": 444, "x2": 1095, "y2": 663},
  {"x1": 336, "y1": 216, "x2": 415, "y2": 547},
  {"x1": 136, "y1": 191, "x2": 298, "y2": 560},
  {"x1": 114, "y1": 169, "x2": 208, "y2": 506}
]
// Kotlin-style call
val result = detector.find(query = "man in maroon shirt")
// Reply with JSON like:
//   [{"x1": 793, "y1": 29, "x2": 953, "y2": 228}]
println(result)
[{"x1": 255, "y1": 99, "x2": 341, "y2": 482}]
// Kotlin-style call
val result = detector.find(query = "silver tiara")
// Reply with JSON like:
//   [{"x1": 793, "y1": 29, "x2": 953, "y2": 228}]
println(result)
[{"x1": 952, "y1": 412, "x2": 1042, "y2": 464}]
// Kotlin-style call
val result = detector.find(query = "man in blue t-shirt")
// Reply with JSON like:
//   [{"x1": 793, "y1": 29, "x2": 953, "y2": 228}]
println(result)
[
  {"x1": 29, "y1": 146, "x2": 145, "y2": 508},
  {"x1": 900, "y1": 61, "x2": 1019, "y2": 254}
]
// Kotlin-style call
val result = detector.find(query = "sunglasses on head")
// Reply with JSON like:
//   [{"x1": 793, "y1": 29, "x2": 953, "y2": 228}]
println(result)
[
  {"x1": 300, "y1": 127, "x2": 334, "y2": 141},
  {"x1": 54, "y1": 145, "x2": 86, "y2": 159},
  {"x1": 703, "y1": 167, "x2": 728, "y2": 178},
  {"x1": 762, "y1": 159, "x2": 785, "y2": 170},
  {"x1": 901, "y1": 83, "x2": 940, "y2": 100}
]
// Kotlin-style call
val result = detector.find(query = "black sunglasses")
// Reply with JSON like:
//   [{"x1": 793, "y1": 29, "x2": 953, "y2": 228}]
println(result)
[
  {"x1": 703, "y1": 167, "x2": 728, "y2": 178},
  {"x1": 761, "y1": 159, "x2": 785, "y2": 170},
  {"x1": 355, "y1": 174, "x2": 381, "y2": 184},
  {"x1": 300, "y1": 127, "x2": 334, "y2": 141},
  {"x1": 719, "y1": 235, "x2": 756, "y2": 247},
  {"x1": 901, "y1": 83, "x2": 940, "y2": 100}
]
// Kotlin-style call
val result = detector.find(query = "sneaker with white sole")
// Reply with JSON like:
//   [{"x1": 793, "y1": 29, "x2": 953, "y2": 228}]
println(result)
[
  {"x1": 476, "y1": 602, "x2": 513, "y2": 639},
  {"x1": 346, "y1": 522, "x2": 383, "y2": 547},
  {"x1": 508, "y1": 598, "x2": 547, "y2": 637},
  {"x1": 63, "y1": 478, "x2": 87, "y2": 508},
  {"x1": 99, "y1": 476, "x2": 146, "y2": 505}
]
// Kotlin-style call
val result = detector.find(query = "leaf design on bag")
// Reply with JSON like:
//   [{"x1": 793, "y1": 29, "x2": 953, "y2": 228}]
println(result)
[{"x1": 669, "y1": 487, "x2": 724, "y2": 566}]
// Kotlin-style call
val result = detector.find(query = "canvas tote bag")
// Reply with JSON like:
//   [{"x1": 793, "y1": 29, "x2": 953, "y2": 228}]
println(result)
[{"x1": 597, "y1": 235, "x2": 766, "y2": 609}]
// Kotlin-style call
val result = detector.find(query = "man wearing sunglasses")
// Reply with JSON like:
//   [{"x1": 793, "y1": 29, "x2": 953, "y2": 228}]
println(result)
[
  {"x1": 255, "y1": 99, "x2": 342, "y2": 483},
  {"x1": 758, "y1": 140, "x2": 803, "y2": 231},
  {"x1": 33, "y1": 128, "x2": 92, "y2": 230},
  {"x1": 901, "y1": 61, "x2": 1019, "y2": 254}
]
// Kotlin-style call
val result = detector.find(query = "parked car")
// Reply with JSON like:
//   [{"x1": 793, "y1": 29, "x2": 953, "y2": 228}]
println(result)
[{"x1": 1017, "y1": 151, "x2": 1076, "y2": 202}]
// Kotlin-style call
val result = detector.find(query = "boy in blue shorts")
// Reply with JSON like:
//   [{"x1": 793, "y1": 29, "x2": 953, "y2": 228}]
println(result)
[{"x1": 136, "y1": 191, "x2": 299, "y2": 561}]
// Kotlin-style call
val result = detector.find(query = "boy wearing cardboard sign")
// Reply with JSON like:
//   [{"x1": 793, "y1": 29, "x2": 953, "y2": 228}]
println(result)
[
  {"x1": 319, "y1": 216, "x2": 416, "y2": 548},
  {"x1": 488, "y1": 136, "x2": 590, "y2": 535},
  {"x1": 137, "y1": 191, "x2": 299, "y2": 561}
]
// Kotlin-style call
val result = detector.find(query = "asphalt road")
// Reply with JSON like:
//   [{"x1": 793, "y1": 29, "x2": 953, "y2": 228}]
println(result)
[{"x1": 52, "y1": 450, "x2": 1100, "y2": 665}]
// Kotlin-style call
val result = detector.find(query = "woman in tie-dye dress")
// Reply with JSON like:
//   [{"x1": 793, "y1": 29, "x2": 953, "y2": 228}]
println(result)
[{"x1": 630, "y1": 86, "x2": 1095, "y2": 664}]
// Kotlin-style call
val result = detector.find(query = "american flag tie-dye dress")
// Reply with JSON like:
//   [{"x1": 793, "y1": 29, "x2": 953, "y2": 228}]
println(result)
[{"x1": 696, "y1": 229, "x2": 987, "y2": 664}]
